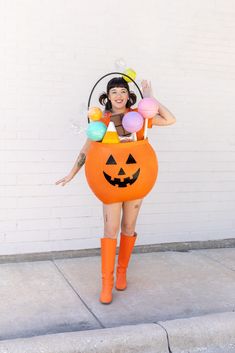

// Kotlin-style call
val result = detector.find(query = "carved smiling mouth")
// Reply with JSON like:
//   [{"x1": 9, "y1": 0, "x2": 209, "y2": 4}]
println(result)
[{"x1": 103, "y1": 168, "x2": 140, "y2": 188}]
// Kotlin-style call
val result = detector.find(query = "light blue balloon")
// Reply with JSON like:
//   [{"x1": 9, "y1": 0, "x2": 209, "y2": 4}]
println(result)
[{"x1": 86, "y1": 121, "x2": 107, "y2": 141}]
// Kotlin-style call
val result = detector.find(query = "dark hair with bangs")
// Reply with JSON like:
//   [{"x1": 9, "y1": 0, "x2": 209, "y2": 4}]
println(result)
[{"x1": 99, "y1": 77, "x2": 137, "y2": 111}]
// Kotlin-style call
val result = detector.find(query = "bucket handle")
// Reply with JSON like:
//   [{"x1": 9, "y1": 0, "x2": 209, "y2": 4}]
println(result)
[{"x1": 87, "y1": 72, "x2": 143, "y2": 123}]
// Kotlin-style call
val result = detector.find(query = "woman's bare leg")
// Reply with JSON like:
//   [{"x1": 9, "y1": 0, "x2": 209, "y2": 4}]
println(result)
[
  {"x1": 115, "y1": 199, "x2": 143, "y2": 291},
  {"x1": 103, "y1": 202, "x2": 122, "y2": 239},
  {"x1": 121, "y1": 199, "x2": 143, "y2": 235}
]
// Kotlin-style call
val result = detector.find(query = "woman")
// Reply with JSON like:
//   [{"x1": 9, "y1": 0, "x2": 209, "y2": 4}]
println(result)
[{"x1": 55, "y1": 78, "x2": 176, "y2": 304}]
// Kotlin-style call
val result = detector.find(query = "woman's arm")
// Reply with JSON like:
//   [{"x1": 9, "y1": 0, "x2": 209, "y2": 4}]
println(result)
[
  {"x1": 69, "y1": 138, "x2": 92, "y2": 177},
  {"x1": 55, "y1": 138, "x2": 92, "y2": 186},
  {"x1": 152, "y1": 103, "x2": 176, "y2": 126}
]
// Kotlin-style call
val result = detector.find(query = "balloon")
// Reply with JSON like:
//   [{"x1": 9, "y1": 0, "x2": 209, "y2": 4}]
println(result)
[
  {"x1": 138, "y1": 98, "x2": 159, "y2": 119},
  {"x1": 86, "y1": 121, "x2": 107, "y2": 141},
  {"x1": 115, "y1": 58, "x2": 127, "y2": 72},
  {"x1": 88, "y1": 107, "x2": 103, "y2": 121},
  {"x1": 122, "y1": 112, "x2": 143, "y2": 133},
  {"x1": 122, "y1": 68, "x2": 136, "y2": 83},
  {"x1": 69, "y1": 102, "x2": 87, "y2": 135},
  {"x1": 70, "y1": 120, "x2": 85, "y2": 135}
]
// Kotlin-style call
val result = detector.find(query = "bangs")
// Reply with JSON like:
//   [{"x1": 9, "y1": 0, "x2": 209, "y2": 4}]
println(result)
[
  {"x1": 107, "y1": 77, "x2": 130, "y2": 93},
  {"x1": 99, "y1": 76, "x2": 137, "y2": 110}
]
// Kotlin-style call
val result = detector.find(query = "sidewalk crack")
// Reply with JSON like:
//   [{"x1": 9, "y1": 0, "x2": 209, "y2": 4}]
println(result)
[
  {"x1": 154, "y1": 322, "x2": 173, "y2": 353},
  {"x1": 194, "y1": 251, "x2": 235, "y2": 273},
  {"x1": 52, "y1": 260, "x2": 105, "y2": 329}
]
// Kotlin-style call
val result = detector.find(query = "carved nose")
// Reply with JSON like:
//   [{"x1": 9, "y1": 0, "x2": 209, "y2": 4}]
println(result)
[{"x1": 118, "y1": 168, "x2": 126, "y2": 175}]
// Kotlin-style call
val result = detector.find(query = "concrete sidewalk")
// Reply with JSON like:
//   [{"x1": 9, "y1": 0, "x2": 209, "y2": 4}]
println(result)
[{"x1": 0, "y1": 248, "x2": 235, "y2": 352}]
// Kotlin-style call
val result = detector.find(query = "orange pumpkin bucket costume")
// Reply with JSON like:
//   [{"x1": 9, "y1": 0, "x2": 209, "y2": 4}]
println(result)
[
  {"x1": 85, "y1": 138, "x2": 158, "y2": 204},
  {"x1": 85, "y1": 72, "x2": 158, "y2": 304},
  {"x1": 85, "y1": 72, "x2": 158, "y2": 203}
]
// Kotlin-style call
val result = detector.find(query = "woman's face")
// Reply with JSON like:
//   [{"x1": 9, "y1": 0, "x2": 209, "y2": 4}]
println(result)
[{"x1": 108, "y1": 86, "x2": 129, "y2": 112}]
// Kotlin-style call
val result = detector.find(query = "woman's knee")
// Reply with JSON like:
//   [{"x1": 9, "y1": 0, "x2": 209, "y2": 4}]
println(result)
[
  {"x1": 103, "y1": 225, "x2": 119, "y2": 239},
  {"x1": 121, "y1": 222, "x2": 136, "y2": 236}
]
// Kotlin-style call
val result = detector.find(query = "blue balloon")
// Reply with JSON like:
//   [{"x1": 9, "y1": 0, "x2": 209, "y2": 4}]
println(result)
[{"x1": 86, "y1": 121, "x2": 107, "y2": 141}]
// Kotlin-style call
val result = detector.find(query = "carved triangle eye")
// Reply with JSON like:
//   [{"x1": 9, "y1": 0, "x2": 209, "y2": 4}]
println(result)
[
  {"x1": 126, "y1": 154, "x2": 136, "y2": 164},
  {"x1": 106, "y1": 155, "x2": 117, "y2": 165}
]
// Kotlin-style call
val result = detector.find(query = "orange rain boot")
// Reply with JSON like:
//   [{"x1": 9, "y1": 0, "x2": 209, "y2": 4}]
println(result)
[
  {"x1": 116, "y1": 233, "x2": 137, "y2": 291},
  {"x1": 100, "y1": 237, "x2": 117, "y2": 304}
]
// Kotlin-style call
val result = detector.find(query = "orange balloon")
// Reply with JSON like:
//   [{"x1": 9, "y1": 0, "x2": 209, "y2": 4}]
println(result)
[
  {"x1": 88, "y1": 107, "x2": 103, "y2": 121},
  {"x1": 85, "y1": 139, "x2": 158, "y2": 203}
]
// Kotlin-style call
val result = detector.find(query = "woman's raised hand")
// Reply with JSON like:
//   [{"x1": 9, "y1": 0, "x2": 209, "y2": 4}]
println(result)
[{"x1": 141, "y1": 80, "x2": 153, "y2": 98}]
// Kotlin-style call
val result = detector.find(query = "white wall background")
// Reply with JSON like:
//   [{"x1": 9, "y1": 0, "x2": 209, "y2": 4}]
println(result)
[{"x1": 0, "y1": 0, "x2": 235, "y2": 255}]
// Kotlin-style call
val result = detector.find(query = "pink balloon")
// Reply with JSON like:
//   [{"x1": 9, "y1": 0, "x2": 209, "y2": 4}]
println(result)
[
  {"x1": 138, "y1": 98, "x2": 159, "y2": 119},
  {"x1": 122, "y1": 112, "x2": 144, "y2": 133}
]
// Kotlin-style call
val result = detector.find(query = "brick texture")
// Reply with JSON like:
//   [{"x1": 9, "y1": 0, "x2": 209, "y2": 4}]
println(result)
[{"x1": 0, "y1": 0, "x2": 235, "y2": 254}]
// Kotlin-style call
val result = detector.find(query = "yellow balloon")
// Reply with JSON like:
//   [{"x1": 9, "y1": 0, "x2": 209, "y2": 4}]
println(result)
[
  {"x1": 122, "y1": 68, "x2": 136, "y2": 83},
  {"x1": 88, "y1": 107, "x2": 103, "y2": 121}
]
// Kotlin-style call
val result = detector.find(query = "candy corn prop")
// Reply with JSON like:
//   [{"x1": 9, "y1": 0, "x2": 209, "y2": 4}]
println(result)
[{"x1": 102, "y1": 121, "x2": 120, "y2": 144}]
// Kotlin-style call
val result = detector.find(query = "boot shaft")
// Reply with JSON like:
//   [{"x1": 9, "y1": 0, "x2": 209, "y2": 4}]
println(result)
[
  {"x1": 101, "y1": 237, "x2": 117, "y2": 274},
  {"x1": 117, "y1": 233, "x2": 137, "y2": 268},
  {"x1": 100, "y1": 237, "x2": 117, "y2": 304}
]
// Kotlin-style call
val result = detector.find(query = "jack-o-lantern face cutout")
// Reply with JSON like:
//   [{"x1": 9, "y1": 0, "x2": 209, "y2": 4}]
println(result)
[
  {"x1": 103, "y1": 154, "x2": 140, "y2": 188},
  {"x1": 85, "y1": 140, "x2": 158, "y2": 204}
]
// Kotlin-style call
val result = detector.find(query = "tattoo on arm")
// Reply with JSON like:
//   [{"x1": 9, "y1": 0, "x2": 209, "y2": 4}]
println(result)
[{"x1": 77, "y1": 153, "x2": 86, "y2": 168}]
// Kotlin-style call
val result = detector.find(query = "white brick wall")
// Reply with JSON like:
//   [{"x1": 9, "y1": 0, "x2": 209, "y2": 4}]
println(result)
[{"x1": 0, "y1": 0, "x2": 235, "y2": 255}]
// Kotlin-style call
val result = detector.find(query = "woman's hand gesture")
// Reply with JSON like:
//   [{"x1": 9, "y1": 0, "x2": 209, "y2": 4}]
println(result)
[
  {"x1": 141, "y1": 80, "x2": 153, "y2": 98},
  {"x1": 55, "y1": 173, "x2": 74, "y2": 186}
]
